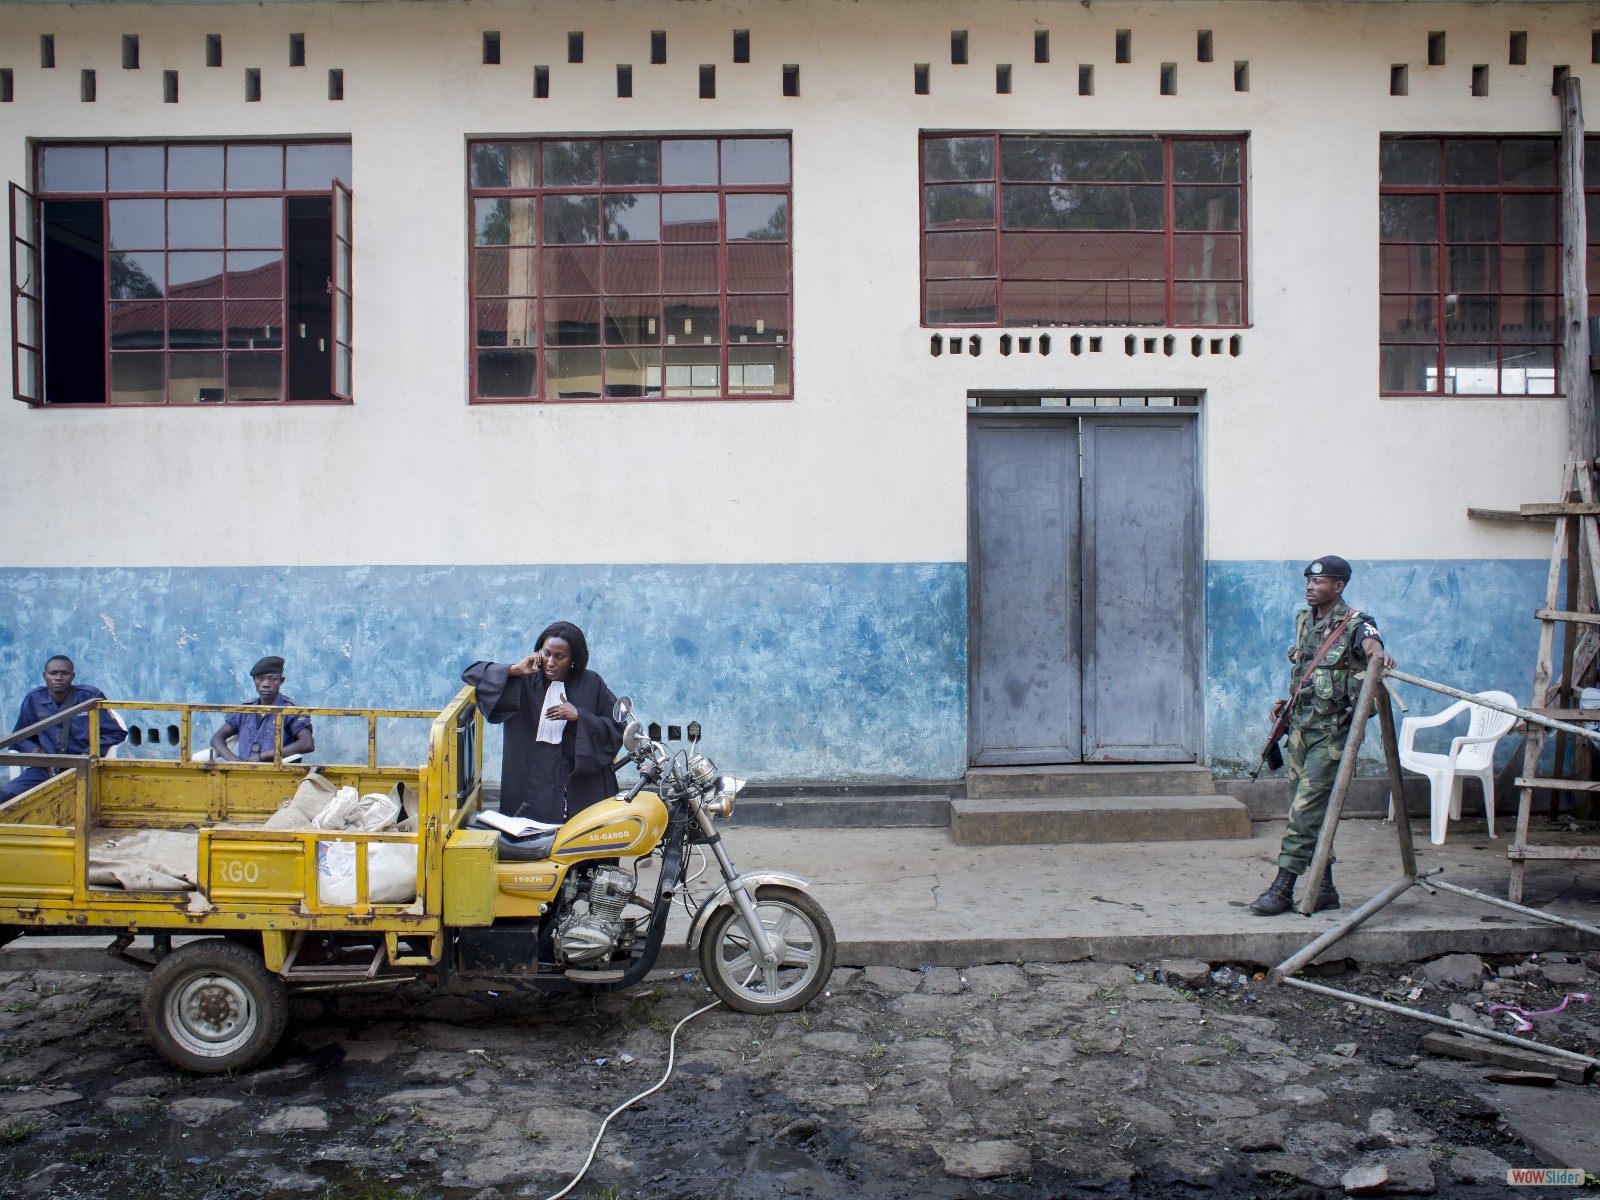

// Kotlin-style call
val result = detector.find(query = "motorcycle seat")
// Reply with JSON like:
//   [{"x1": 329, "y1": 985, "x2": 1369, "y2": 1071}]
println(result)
[{"x1": 470, "y1": 820, "x2": 557, "y2": 862}]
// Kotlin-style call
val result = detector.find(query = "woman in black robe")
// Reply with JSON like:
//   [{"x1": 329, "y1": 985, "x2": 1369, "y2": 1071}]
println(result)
[{"x1": 462, "y1": 621, "x2": 625, "y2": 823}]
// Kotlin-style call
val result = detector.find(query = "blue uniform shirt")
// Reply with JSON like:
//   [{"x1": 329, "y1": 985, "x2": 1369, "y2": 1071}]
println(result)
[
  {"x1": 9, "y1": 685, "x2": 127, "y2": 756},
  {"x1": 221, "y1": 696, "x2": 312, "y2": 759}
]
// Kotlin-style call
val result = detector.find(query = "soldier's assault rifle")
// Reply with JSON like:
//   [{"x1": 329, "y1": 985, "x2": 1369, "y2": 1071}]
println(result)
[{"x1": 1248, "y1": 611, "x2": 1359, "y2": 781}]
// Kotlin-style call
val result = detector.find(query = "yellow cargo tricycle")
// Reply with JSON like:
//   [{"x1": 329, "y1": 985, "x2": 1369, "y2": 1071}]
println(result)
[{"x1": 0, "y1": 690, "x2": 835, "y2": 1073}]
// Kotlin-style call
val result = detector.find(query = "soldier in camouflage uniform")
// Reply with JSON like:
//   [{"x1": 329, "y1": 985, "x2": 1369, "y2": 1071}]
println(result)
[{"x1": 1249, "y1": 556, "x2": 1394, "y2": 916}]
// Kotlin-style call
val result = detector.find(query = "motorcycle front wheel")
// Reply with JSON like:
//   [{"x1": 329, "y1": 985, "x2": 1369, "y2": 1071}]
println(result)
[{"x1": 698, "y1": 884, "x2": 836, "y2": 1013}]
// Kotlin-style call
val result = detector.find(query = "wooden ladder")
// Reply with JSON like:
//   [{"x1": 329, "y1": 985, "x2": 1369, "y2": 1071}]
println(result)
[{"x1": 1510, "y1": 459, "x2": 1600, "y2": 902}]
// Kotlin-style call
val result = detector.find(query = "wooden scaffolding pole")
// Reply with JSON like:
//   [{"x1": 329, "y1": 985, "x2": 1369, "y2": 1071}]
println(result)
[{"x1": 1560, "y1": 76, "x2": 1594, "y2": 465}]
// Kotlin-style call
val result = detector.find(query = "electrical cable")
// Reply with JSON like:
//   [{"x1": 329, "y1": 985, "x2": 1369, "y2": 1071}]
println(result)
[{"x1": 537, "y1": 998, "x2": 722, "y2": 1200}]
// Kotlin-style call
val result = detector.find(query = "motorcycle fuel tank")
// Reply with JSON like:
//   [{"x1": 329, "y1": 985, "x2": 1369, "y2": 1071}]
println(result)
[
  {"x1": 489, "y1": 792, "x2": 668, "y2": 919},
  {"x1": 549, "y1": 791, "x2": 668, "y2": 863}
]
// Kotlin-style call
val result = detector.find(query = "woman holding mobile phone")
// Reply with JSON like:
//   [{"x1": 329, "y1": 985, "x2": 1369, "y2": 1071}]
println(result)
[{"x1": 462, "y1": 621, "x2": 626, "y2": 822}]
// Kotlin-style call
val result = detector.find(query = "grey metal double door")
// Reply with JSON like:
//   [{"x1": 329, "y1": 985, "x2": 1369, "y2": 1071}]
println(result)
[{"x1": 968, "y1": 412, "x2": 1202, "y2": 765}]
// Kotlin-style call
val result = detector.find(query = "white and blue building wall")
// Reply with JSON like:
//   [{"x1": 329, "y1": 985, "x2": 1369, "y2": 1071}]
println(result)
[{"x1": 0, "y1": 0, "x2": 1579, "y2": 782}]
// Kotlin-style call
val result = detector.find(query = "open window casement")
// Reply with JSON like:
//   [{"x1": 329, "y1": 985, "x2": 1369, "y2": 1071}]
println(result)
[
  {"x1": 10, "y1": 183, "x2": 42, "y2": 404},
  {"x1": 331, "y1": 179, "x2": 352, "y2": 401}
]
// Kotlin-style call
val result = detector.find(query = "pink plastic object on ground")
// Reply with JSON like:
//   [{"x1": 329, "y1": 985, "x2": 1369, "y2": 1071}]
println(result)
[{"x1": 1487, "y1": 992, "x2": 1591, "y2": 1033}]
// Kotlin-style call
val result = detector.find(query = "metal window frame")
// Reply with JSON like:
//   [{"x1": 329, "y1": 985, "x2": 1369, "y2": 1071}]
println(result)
[
  {"x1": 918, "y1": 131, "x2": 1250, "y2": 331},
  {"x1": 10, "y1": 182, "x2": 42, "y2": 403},
  {"x1": 26, "y1": 138, "x2": 352, "y2": 407},
  {"x1": 465, "y1": 134, "x2": 794, "y2": 405},
  {"x1": 1378, "y1": 133, "x2": 1576, "y2": 399}
]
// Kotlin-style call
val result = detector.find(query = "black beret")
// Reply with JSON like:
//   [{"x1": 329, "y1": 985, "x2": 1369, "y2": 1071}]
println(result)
[
  {"x1": 1303, "y1": 556, "x2": 1352, "y2": 582},
  {"x1": 249, "y1": 655, "x2": 285, "y2": 677}
]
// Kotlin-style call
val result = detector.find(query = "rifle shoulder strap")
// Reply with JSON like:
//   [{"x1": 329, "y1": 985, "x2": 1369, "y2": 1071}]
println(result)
[{"x1": 1287, "y1": 610, "x2": 1359, "y2": 708}]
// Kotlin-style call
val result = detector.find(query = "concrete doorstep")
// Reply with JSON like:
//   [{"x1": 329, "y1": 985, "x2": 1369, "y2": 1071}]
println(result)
[{"x1": 5, "y1": 817, "x2": 1597, "y2": 976}]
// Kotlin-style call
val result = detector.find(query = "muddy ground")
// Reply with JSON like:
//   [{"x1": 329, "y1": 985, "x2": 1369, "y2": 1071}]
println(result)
[{"x1": 0, "y1": 949, "x2": 1596, "y2": 1200}]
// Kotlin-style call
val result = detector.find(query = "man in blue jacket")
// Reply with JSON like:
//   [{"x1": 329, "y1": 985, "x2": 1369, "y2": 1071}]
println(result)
[{"x1": 2, "y1": 655, "x2": 127, "y2": 801}]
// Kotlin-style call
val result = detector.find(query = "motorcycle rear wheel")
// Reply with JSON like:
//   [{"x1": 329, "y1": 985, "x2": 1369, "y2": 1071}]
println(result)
[{"x1": 698, "y1": 884, "x2": 836, "y2": 1013}]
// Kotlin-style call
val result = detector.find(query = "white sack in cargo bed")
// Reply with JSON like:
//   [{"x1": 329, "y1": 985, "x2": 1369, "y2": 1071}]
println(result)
[
  {"x1": 302, "y1": 777, "x2": 416, "y2": 906},
  {"x1": 88, "y1": 829, "x2": 198, "y2": 891}
]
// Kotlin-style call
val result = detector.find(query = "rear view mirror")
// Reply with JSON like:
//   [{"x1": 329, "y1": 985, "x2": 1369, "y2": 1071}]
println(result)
[
  {"x1": 613, "y1": 696, "x2": 633, "y2": 723},
  {"x1": 622, "y1": 718, "x2": 647, "y2": 752}
]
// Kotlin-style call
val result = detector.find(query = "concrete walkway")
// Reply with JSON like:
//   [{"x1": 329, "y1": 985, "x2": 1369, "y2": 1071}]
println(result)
[
  {"x1": 706, "y1": 816, "x2": 1600, "y2": 969},
  {"x1": 6, "y1": 816, "x2": 1599, "y2": 975}
]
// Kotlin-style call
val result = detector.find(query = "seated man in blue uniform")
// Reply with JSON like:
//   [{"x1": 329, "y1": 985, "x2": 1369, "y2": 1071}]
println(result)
[
  {"x1": 2, "y1": 655, "x2": 128, "y2": 801},
  {"x1": 209, "y1": 655, "x2": 315, "y2": 763}
]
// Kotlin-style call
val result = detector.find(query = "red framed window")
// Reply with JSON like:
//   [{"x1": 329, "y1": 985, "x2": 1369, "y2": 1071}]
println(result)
[
  {"x1": 468, "y1": 136, "x2": 791, "y2": 402},
  {"x1": 1378, "y1": 135, "x2": 1592, "y2": 396},
  {"x1": 12, "y1": 140, "x2": 351, "y2": 405},
  {"x1": 920, "y1": 133, "x2": 1247, "y2": 328}
]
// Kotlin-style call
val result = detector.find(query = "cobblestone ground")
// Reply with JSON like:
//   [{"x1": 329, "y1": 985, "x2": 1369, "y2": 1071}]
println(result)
[{"x1": 0, "y1": 951, "x2": 1593, "y2": 1199}]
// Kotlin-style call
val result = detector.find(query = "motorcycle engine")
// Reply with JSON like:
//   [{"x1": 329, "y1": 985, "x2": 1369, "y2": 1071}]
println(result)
[{"x1": 554, "y1": 867, "x2": 637, "y2": 966}]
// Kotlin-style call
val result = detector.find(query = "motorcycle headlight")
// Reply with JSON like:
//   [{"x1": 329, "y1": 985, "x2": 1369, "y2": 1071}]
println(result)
[
  {"x1": 703, "y1": 774, "x2": 746, "y2": 818},
  {"x1": 685, "y1": 753, "x2": 718, "y2": 791}
]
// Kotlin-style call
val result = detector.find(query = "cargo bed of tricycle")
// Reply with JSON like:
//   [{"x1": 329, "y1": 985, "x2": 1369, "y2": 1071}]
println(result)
[{"x1": 0, "y1": 688, "x2": 487, "y2": 1071}]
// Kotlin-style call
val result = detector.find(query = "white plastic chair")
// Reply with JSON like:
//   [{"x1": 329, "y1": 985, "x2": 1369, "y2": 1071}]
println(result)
[{"x1": 1390, "y1": 689, "x2": 1518, "y2": 845}]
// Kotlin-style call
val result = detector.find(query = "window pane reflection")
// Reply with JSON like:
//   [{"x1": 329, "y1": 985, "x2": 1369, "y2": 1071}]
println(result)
[
  {"x1": 602, "y1": 141, "x2": 658, "y2": 186},
  {"x1": 227, "y1": 144, "x2": 283, "y2": 191},
  {"x1": 924, "y1": 138, "x2": 995, "y2": 182},
  {"x1": 475, "y1": 249, "x2": 538, "y2": 298},
  {"x1": 110, "y1": 354, "x2": 165, "y2": 404},
  {"x1": 109, "y1": 302, "x2": 165, "y2": 349},
  {"x1": 662, "y1": 347, "x2": 719, "y2": 396},
  {"x1": 473, "y1": 142, "x2": 539, "y2": 190},
  {"x1": 728, "y1": 345, "x2": 788, "y2": 394},
  {"x1": 226, "y1": 197, "x2": 283, "y2": 247},
  {"x1": 662, "y1": 140, "x2": 717, "y2": 185},
  {"x1": 603, "y1": 194, "x2": 660, "y2": 243},
  {"x1": 720, "y1": 139, "x2": 789, "y2": 184},
  {"x1": 602, "y1": 347, "x2": 661, "y2": 397},
  {"x1": 1442, "y1": 345, "x2": 1499, "y2": 394},
  {"x1": 168, "y1": 352, "x2": 223, "y2": 403},
  {"x1": 475, "y1": 198, "x2": 537, "y2": 247},
  {"x1": 286, "y1": 143, "x2": 352, "y2": 190},
  {"x1": 477, "y1": 350, "x2": 539, "y2": 397},
  {"x1": 41, "y1": 146, "x2": 106, "y2": 193},
  {"x1": 476, "y1": 299, "x2": 538, "y2": 348},
  {"x1": 227, "y1": 303, "x2": 282, "y2": 349},
  {"x1": 545, "y1": 348, "x2": 603, "y2": 397},
  {"x1": 1380, "y1": 345, "x2": 1437, "y2": 393},
  {"x1": 168, "y1": 145, "x2": 224, "y2": 190},
  {"x1": 168, "y1": 301, "x2": 224, "y2": 348},
  {"x1": 109, "y1": 145, "x2": 164, "y2": 192},
  {"x1": 110, "y1": 252, "x2": 165, "y2": 299},
  {"x1": 226, "y1": 351, "x2": 282, "y2": 400},
  {"x1": 169, "y1": 199, "x2": 224, "y2": 249},
  {"x1": 110, "y1": 200, "x2": 165, "y2": 250}
]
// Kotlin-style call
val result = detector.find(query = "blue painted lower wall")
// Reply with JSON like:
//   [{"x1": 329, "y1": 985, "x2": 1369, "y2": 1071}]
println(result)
[
  {"x1": 0, "y1": 563, "x2": 969, "y2": 783},
  {"x1": 0, "y1": 558, "x2": 1551, "y2": 783}
]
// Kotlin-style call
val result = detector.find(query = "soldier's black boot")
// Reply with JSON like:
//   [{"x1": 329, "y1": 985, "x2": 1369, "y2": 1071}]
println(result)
[
  {"x1": 1314, "y1": 866, "x2": 1340, "y2": 912},
  {"x1": 1248, "y1": 868, "x2": 1297, "y2": 916}
]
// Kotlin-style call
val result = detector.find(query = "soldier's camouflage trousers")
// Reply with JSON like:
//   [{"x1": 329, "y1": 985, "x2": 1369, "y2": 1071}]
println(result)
[{"x1": 1278, "y1": 720, "x2": 1350, "y2": 875}]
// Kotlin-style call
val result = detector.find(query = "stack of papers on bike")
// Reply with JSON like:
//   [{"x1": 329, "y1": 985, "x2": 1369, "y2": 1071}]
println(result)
[{"x1": 474, "y1": 809, "x2": 563, "y2": 839}]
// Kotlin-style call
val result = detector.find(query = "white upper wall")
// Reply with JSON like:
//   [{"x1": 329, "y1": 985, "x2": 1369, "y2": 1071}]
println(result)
[{"x1": 0, "y1": 0, "x2": 1583, "y2": 567}]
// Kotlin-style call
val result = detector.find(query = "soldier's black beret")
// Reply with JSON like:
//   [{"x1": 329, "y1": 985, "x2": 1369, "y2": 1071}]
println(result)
[
  {"x1": 1303, "y1": 556, "x2": 1352, "y2": 581},
  {"x1": 249, "y1": 655, "x2": 285, "y2": 677}
]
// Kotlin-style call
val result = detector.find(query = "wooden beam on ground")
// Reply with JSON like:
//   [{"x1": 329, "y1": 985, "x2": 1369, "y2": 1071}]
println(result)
[{"x1": 1421, "y1": 1032, "x2": 1595, "y2": 1084}]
